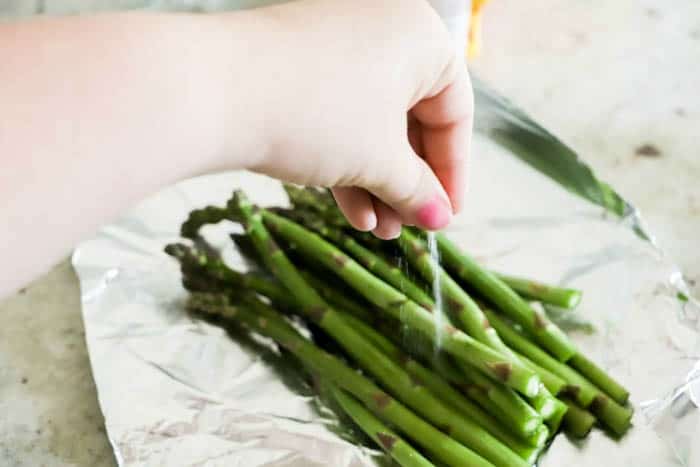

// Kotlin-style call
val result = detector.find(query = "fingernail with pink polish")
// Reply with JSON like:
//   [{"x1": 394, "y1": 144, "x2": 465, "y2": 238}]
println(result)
[
  {"x1": 416, "y1": 196, "x2": 452, "y2": 230},
  {"x1": 363, "y1": 211, "x2": 378, "y2": 232}
]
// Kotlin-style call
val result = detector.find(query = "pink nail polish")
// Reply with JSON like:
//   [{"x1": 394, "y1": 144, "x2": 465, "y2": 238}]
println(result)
[
  {"x1": 364, "y1": 211, "x2": 378, "y2": 231},
  {"x1": 416, "y1": 196, "x2": 452, "y2": 230}
]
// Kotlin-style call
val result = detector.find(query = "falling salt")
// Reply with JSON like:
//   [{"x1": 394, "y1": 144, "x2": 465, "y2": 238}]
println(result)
[{"x1": 426, "y1": 232, "x2": 445, "y2": 351}]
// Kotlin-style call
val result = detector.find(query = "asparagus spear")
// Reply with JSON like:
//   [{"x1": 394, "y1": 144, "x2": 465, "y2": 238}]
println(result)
[
  {"x1": 561, "y1": 398, "x2": 597, "y2": 438},
  {"x1": 369, "y1": 319, "x2": 549, "y2": 451},
  {"x1": 167, "y1": 241, "x2": 377, "y2": 325},
  {"x1": 228, "y1": 230, "x2": 378, "y2": 323},
  {"x1": 165, "y1": 243, "x2": 290, "y2": 302},
  {"x1": 283, "y1": 210, "x2": 436, "y2": 311},
  {"x1": 544, "y1": 398, "x2": 568, "y2": 436},
  {"x1": 483, "y1": 309, "x2": 633, "y2": 436},
  {"x1": 282, "y1": 187, "x2": 401, "y2": 253},
  {"x1": 339, "y1": 310, "x2": 540, "y2": 463},
  {"x1": 513, "y1": 353, "x2": 571, "y2": 434},
  {"x1": 180, "y1": 205, "x2": 229, "y2": 239},
  {"x1": 528, "y1": 424, "x2": 550, "y2": 449},
  {"x1": 189, "y1": 293, "x2": 493, "y2": 467},
  {"x1": 483, "y1": 309, "x2": 596, "y2": 405},
  {"x1": 436, "y1": 233, "x2": 576, "y2": 361},
  {"x1": 300, "y1": 271, "x2": 376, "y2": 323},
  {"x1": 284, "y1": 184, "x2": 348, "y2": 228},
  {"x1": 452, "y1": 360, "x2": 543, "y2": 438},
  {"x1": 329, "y1": 385, "x2": 436, "y2": 467},
  {"x1": 170, "y1": 241, "x2": 532, "y2": 460},
  {"x1": 494, "y1": 273, "x2": 582, "y2": 310},
  {"x1": 397, "y1": 229, "x2": 501, "y2": 350},
  {"x1": 568, "y1": 353, "x2": 630, "y2": 405},
  {"x1": 397, "y1": 229, "x2": 558, "y2": 419},
  {"x1": 513, "y1": 350, "x2": 568, "y2": 396},
  {"x1": 229, "y1": 191, "x2": 528, "y2": 467},
  {"x1": 258, "y1": 208, "x2": 541, "y2": 398},
  {"x1": 284, "y1": 218, "x2": 559, "y2": 422}
]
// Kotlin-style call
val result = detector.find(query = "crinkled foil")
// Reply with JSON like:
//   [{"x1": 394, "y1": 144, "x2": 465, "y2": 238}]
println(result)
[
  {"x1": 73, "y1": 137, "x2": 700, "y2": 466},
  {"x1": 37, "y1": 0, "x2": 695, "y2": 464}
]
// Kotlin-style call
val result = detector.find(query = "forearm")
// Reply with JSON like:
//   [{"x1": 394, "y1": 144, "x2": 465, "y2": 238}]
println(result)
[
  {"x1": 0, "y1": 0, "x2": 473, "y2": 297},
  {"x1": 0, "y1": 12, "x2": 271, "y2": 296}
]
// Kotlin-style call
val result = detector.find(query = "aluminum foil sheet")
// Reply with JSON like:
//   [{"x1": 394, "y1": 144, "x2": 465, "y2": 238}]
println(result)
[{"x1": 73, "y1": 126, "x2": 700, "y2": 465}]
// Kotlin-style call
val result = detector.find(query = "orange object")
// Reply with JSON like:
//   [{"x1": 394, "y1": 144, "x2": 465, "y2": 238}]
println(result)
[{"x1": 468, "y1": 0, "x2": 490, "y2": 59}]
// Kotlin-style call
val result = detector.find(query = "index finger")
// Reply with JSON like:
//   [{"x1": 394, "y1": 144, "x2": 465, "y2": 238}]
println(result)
[{"x1": 410, "y1": 65, "x2": 473, "y2": 213}]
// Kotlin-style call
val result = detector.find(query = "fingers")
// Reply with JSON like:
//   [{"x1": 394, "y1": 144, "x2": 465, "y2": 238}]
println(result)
[
  {"x1": 331, "y1": 187, "x2": 403, "y2": 240},
  {"x1": 331, "y1": 186, "x2": 377, "y2": 231},
  {"x1": 411, "y1": 65, "x2": 473, "y2": 213},
  {"x1": 363, "y1": 139, "x2": 453, "y2": 231},
  {"x1": 407, "y1": 112, "x2": 424, "y2": 155},
  {"x1": 371, "y1": 199, "x2": 403, "y2": 240}
]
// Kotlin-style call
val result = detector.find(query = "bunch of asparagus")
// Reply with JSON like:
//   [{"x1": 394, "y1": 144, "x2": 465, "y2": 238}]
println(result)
[{"x1": 166, "y1": 186, "x2": 632, "y2": 467}]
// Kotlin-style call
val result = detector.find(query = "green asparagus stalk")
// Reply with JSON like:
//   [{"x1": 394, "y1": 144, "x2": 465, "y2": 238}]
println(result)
[
  {"x1": 513, "y1": 354, "x2": 571, "y2": 434},
  {"x1": 284, "y1": 184, "x2": 349, "y2": 227},
  {"x1": 544, "y1": 398, "x2": 569, "y2": 436},
  {"x1": 494, "y1": 273, "x2": 582, "y2": 310},
  {"x1": 561, "y1": 398, "x2": 597, "y2": 438},
  {"x1": 483, "y1": 309, "x2": 633, "y2": 436},
  {"x1": 529, "y1": 424, "x2": 550, "y2": 449},
  {"x1": 229, "y1": 191, "x2": 528, "y2": 467},
  {"x1": 259, "y1": 209, "x2": 541, "y2": 398},
  {"x1": 527, "y1": 389, "x2": 557, "y2": 421},
  {"x1": 483, "y1": 309, "x2": 596, "y2": 406},
  {"x1": 452, "y1": 360, "x2": 542, "y2": 438},
  {"x1": 568, "y1": 353, "x2": 630, "y2": 405},
  {"x1": 367, "y1": 317, "x2": 547, "y2": 450},
  {"x1": 397, "y1": 229, "x2": 557, "y2": 419},
  {"x1": 282, "y1": 186, "x2": 385, "y2": 252},
  {"x1": 339, "y1": 311, "x2": 540, "y2": 463},
  {"x1": 397, "y1": 229, "x2": 502, "y2": 350},
  {"x1": 168, "y1": 241, "x2": 380, "y2": 327},
  {"x1": 172, "y1": 244, "x2": 532, "y2": 460},
  {"x1": 165, "y1": 243, "x2": 294, "y2": 305},
  {"x1": 285, "y1": 211, "x2": 436, "y2": 311},
  {"x1": 329, "y1": 385, "x2": 436, "y2": 467},
  {"x1": 180, "y1": 205, "x2": 230, "y2": 239},
  {"x1": 513, "y1": 351, "x2": 568, "y2": 396},
  {"x1": 282, "y1": 185, "x2": 390, "y2": 250},
  {"x1": 228, "y1": 230, "x2": 377, "y2": 323},
  {"x1": 299, "y1": 271, "x2": 375, "y2": 323},
  {"x1": 431, "y1": 357, "x2": 544, "y2": 448},
  {"x1": 436, "y1": 233, "x2": 576, "y2": 361},
  {"x1": 189, "y1": 293, "x2": 493, "y2": 467}
]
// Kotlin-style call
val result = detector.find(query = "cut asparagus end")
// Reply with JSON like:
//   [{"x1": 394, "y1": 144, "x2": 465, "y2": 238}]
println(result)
[
  {"x1": 536, "y1": 396, "x2": 557, "y2": 420},
  {"x1": 525, "y1": 376, "x2": 542, "y2": 398},
  {"x1": 523, "y1": 418, "x2": 543, "y2": 438},
  {"x1": 569, "y1": 353, "x2": 630, "y2": 405},
  {"x1": 494, "y1": 272, "x2": 583, "y2": 310},
  {"x1": 531, "y1": 424, "x2": 550, "y2": 448},
  {"x1": 562, "y1": 398, "x2": 597, "y2": 438}
]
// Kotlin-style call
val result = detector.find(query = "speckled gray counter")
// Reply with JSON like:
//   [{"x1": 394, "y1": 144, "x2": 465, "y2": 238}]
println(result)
[
  {"x1": 1, "y1": 1, "x2": 698, "y2": 466},
  {"x1": 0, "y1": 261, "x2": 115, "y2": 467}
]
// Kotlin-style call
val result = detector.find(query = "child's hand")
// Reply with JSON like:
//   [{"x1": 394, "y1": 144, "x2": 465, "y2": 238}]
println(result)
[
  {"x1": 0, "y1": 0, "x2": 472, "y2": 295},
  {"x1": 245, "y1": 0, "x2": 473, "y2": 239}
]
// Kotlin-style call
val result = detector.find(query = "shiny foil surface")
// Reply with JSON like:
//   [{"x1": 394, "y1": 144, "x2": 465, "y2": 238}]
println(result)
[{"x1": 73, "y1": 129, "x2": 700, "y2": 465}]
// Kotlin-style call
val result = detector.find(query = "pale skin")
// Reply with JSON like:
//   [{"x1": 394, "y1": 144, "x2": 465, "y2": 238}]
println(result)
[{"x1": 0, "y1": 0, "x2": 473, "y2": 298}]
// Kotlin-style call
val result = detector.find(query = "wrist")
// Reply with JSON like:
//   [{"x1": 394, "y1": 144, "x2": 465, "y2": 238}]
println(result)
[
  {"x1": 202, "y1": 9, "x2": 288, "y2": 174},
  {"x1": 151, "y1": 10, "x2": 279, "y2": 178}
]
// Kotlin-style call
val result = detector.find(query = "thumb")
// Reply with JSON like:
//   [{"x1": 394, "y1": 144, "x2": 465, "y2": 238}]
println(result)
[{"x1": 362, "y1": 141, "x2": 453, "y2": 231}]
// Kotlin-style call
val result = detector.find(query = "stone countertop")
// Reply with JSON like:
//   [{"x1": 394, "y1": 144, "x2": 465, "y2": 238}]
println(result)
[
  {"x1": 473, "y1": 0, "x2": 700, "y2": 292},
  {"x1": 1, "y1": 1, "x2": 698, "y2": 466}
]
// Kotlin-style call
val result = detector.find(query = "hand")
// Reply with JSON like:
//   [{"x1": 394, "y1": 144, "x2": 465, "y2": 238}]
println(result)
[
  {"x1": 247, "y1": 0, "x2": 473, "y2": 239},
  {"x1": 0, "y1": 2, "x2": 472, "y2": 295}
]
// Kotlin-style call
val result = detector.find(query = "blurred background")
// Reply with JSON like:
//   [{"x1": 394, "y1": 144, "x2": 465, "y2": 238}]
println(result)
[{"x1": 0, "y1": 1, "x2": 698, "y2": 466}]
